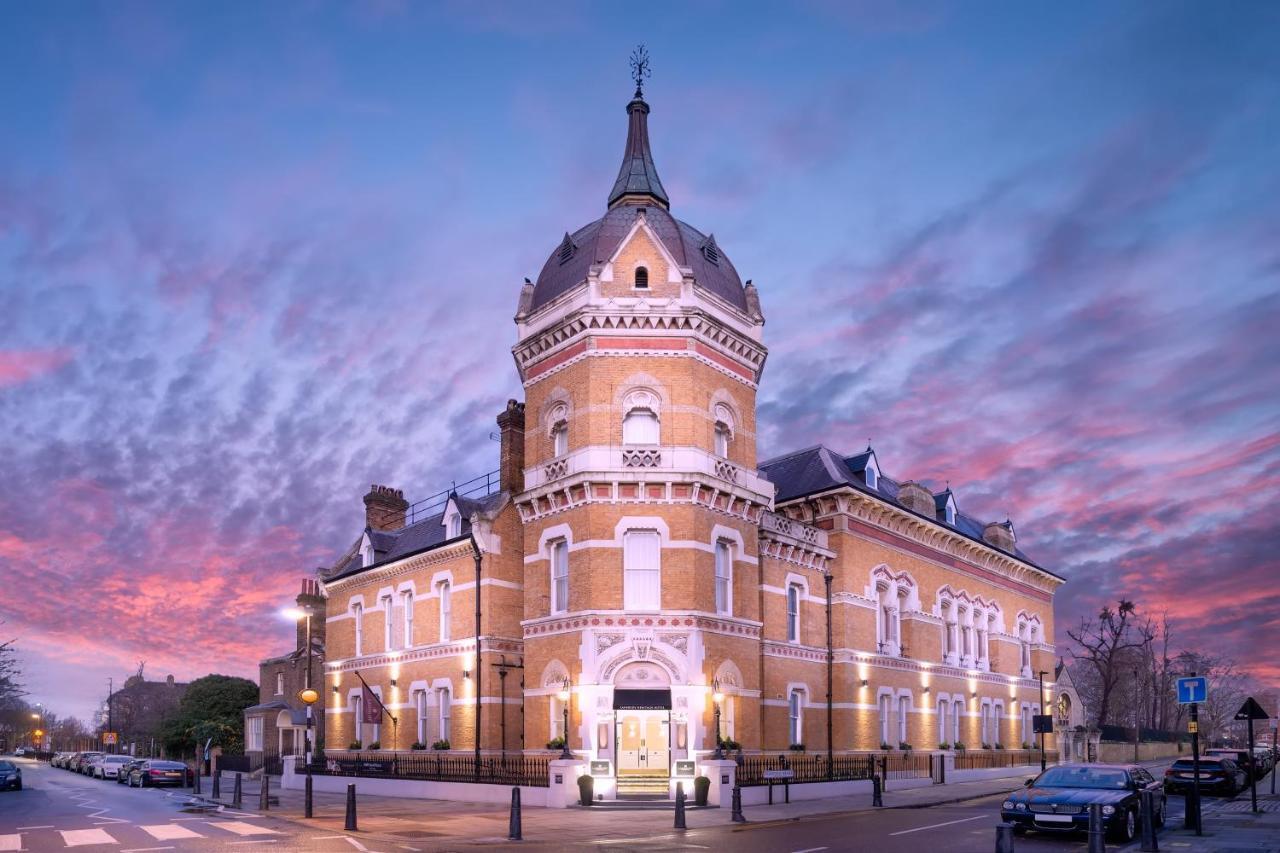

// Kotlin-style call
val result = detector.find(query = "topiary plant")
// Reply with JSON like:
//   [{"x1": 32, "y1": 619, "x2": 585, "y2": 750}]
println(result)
[
  {"x1": 411, "y1": 741, "x2": 426, "y2": 750},
  {"x1": 431, "y1": 739, "x2": 450, "y2": 751},
  {"x1": 694, "y1": 775, "x2": 711, "y2": 806},
  {"x1": 367, "y1": 741, "x2": 381, "y2": 750},
  {"x1": 577, "y1": 774, "x2": 594, "y2": 806},
  {"x1": 938, "y1": 742, "x2": 951, "y2": 750},
  {"x1": 348, "y1": 740, "x2": 362, "y2": 750},
  {"x1": 546, "y1": 736, "x2": 566, "y2": 750}
]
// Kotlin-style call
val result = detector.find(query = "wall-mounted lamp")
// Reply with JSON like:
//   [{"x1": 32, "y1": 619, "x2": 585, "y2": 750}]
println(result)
[
  {"x1": 923, "y1": 685, "x2": 930, "y2": 693},
  {"x1": 971, "y1": 691, "x2": 977, "y2": 698},
  {"x1": 860, "y1": 679, "x2": 869, "y2": 687},
  {"x1": 463, "y1": 667, "x2": 471, "y2": 680},
  {"x1": 332, "y1": 685, "x2": 339, "y2": 695},
  {"x1": 390, "y1": 678, "x2": 398, "y2": 687}
]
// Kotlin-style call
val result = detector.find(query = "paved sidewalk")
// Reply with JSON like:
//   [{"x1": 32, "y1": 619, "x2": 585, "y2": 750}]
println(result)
[{"x1": 1154, "y1": 770, "x2": 1280, "y2": 852}]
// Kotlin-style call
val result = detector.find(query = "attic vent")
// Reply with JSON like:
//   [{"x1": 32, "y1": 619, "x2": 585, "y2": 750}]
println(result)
[
  {"x1": 557, "y1": 232, "x2": 576, "y2": 265},
  {"x1": 700, "y1": 234, "x2": 720, "y2": 266}
]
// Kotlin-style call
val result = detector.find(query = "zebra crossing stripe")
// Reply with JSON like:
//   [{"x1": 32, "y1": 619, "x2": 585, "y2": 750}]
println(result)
[
  {"x1": 0, "y1": 833, "x2": 23, "y2": 852},
  {"x1": 207, "y1": 821, "x2": 282, "y2": 836},
  {"x1": 60, "y1": 828, "x2": 118, "y2": 847},
  {"x1": 139, "y1": 824, "x2": 204, "y2": 840}
]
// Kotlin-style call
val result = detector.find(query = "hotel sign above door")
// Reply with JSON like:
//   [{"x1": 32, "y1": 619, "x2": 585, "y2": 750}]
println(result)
[{"x1": 613, "y1": 688, "x2": 673, "y2": 710}]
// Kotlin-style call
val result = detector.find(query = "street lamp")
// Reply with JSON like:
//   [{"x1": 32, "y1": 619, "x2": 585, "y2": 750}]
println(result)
[
  {"x1": 1037, "y1": 670, "x2": 1048, "y2": 772},
  {"x1": 712, "y1": 680, "x2": 725, "y2": 760},
  {"x1": 557, "y1": 678, "x2": 572, "y2": 760},
  {"x1": 282, "y1": 605, "x2": 318, "y2": 819}
]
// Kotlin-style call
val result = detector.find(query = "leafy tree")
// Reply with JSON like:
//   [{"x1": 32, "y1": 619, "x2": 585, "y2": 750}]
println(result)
[{"x1": 158, "y1": 674, "x2": 257, "y2": 756}]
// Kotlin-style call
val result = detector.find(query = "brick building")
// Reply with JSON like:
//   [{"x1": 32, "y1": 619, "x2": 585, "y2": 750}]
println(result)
[
  {"x1": 318, "y1": 78, "x2": 1064, "y2": 796},
  {"x1": 243, "y1": 579, "x2": 326, "y2": 760}
]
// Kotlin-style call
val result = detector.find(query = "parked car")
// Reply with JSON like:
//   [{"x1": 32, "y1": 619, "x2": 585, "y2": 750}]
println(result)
[
  {"x1": 1252, "y1": 748, "x2": 1274, "y2": 774},
  {"x1": 1205, "y1": 749, "x2": 1260, "y2": 781},
  {"x1": 0, "y1": 760, "x2": 21, "y2": 791},
  {"x1": 1164, "y1": 757, "x2": 1247, "y2": 796},
  {"x1": 127, "y1": 760, "x2": 190, "y2": 788},
  {"x1": 73, "y1": 752, "x2": 103, "y2": 774},
  {"x1": 1001, "y1": 763, "x2": 1164, "y2": 843},
  {"x1": 53, "y1": 752, "x2": 73, "y2": 768},
  {"x1": 116, "y1": 758, "x2": 145, "y2": 784},
  {"x1": 94, "y1": 755, "x2": 133, "y2": 780},
  {"x1": 12, "y1": 748, "x2": 27, "y2": 757}
]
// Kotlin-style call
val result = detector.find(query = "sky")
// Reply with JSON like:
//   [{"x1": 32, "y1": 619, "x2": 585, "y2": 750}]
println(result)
[{"x1": 1, "y1": 0, "x2": 1277, "y2": 723}]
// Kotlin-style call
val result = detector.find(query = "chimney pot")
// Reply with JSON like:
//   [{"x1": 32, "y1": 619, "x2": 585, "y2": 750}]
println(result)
[
  {"x1": 496, "y1": 399, "x2": 526, "y2": 494},
  {"x1": 364, "y1": 484, "x2": 409, "y2": 531}
]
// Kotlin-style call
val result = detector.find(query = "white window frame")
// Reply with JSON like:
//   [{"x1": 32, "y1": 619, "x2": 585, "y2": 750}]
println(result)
[
  {"x1": 786, "y1": 583, "x2": 801, "y2": 643},
  {"x1": 865, "y1": 457, "x2": 879, "y2": 489},
  {"x1": 437, "y1": 687, "x2": 451, "y2": 742},
  {"x1": 382, "y1": 594, "x2": 394, "y2": 650},
  {"x1": 714, "y1": 421, "x2": 730, "y2": 457},
  {"x1": 945, "y1": 503, "x2": 956, "y2": 524},
  {"x1": 634, "y1": 265, "x2": 649, "y2": 289},
  {"x1": 275, "y1": 672, "x2": 284, "y2": 696},
  {"x1": 714, "y1": 540, "x2": 732, "y2": 615},
  {"x1": 879, "y1": 694, "x2": 892, "y2": 745},
  {"x1": 552, "y1": 420, "x2": 568, "y2": 457},
  {"x1": 952, "y1": 699, "x2": 963, "y2": 744},
  {"x1": 550, "y1": 539, "x2": 569, "y2": 614},
  {"x1": 622, "y1": 408, "x2": 660, "y2": 445},
  {"x1": 353, "y1": 602, "x2": 364, "y2": 657},
  {"x1": 352, "y1": 694, "x2": 363, "y2": 745},
  {"x1": 402, "y1": 590, "x2": 414, "y2": 648},
  {"x1": 247, "y1": 716, "x2": 264, "y2": 751},
  {"x1": 447, "y1": 513, "x2": 462, "y2": 538},
  {"x1": 937, "y1": 698, "x2": 948, "y2": 744},
  {"x1": 898, "y1": 695, "x2": 910, "y2": 744},
  {"x1": 415, "y1": 690, "x2": 428, "y2": 745},
  {"x1": 788, "y1": 689, "x2": 804, "y2": 745},
  {"x1": 623, "y1": 529, "x2": 661, "y2": 611},
  {"x1": 438, "y1": 581, "x2": 451, "y2": 642}
]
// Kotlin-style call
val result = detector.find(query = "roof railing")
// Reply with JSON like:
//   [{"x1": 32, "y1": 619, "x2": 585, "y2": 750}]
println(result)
[{"x1": 392, "y1": 469, "x2": 501, "y2": 529}]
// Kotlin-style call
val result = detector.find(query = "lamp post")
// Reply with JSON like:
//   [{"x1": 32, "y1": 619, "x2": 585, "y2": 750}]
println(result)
[
  {"x1": 712, "y1": 680, "x2": 724, "y2": 760},
  {"x1": 283, "y1": 605, "x2": 320, "y2": 819},
  {"x1": 1037, "y1": 670, "x2": 1048, "y2": 772},
  {"x1": 557, "y1": 679, "x2": 572, "y2": 760}
]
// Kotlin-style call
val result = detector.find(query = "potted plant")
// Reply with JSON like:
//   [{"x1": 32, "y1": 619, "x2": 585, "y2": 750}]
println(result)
[
  {"x1": 431, "y1": 739, "x2": 450, "y2": 751},
  {"x1": 1021, "y1": 741, "x2": 1032, "y2": 751},
  {"x1": 577, "y1": 774, "x2": 593, "y2": 806},
  {"x1": 718, "y1": 737, "x2": 741, "y2": 752},
  {"x1": 694, "y1": 775, "x2": 711, "y2": 806},
  {"x1": 981, "y1": 742, "x2": 992, "y2": 750},
  {"x1": 788, "y1": 743, "x2": 805, "y2": 752},
  {"x1": 994, "y1": 742, "x2": 1005, "y2": 750},
  {"x1": 368, "y1": 741, "x2": 381, "y2": 751},
  {"x1": 546, "y1": 736, "x2": 566, "y2": 751},
  {"x1": 898, "y1": 742, "x2": 913, "y2": 752},
  {"x1": 348, "y1": 740, "x2": 362, "y2": 750},
  {"x1": 411, "y1": 741, "x2": 426, "y2": 751},
  {"x1": 937, "y1": 742, "x2": 951, "y2": 751},
  {"x1": 953, "y1": 741, "x2": 967, "y2": 751},
  {"x1": 879, "y1": 742, "x2": 893, "y2": 752}
]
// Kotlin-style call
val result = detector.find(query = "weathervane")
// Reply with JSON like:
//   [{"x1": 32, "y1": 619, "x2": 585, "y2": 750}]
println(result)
[{"x1": 630, "y1": 44, "x2": 651, "y2": 98}]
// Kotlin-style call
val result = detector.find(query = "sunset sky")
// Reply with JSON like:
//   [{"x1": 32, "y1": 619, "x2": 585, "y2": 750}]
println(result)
[{"x1": 2, "y1": 1, "x2": 1277, "y2": 722}]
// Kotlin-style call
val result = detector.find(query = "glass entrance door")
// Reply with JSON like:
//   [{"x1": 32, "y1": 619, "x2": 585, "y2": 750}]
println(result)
[{"x1": 616, "y1": 711, "x2": 670, "y2": 776}]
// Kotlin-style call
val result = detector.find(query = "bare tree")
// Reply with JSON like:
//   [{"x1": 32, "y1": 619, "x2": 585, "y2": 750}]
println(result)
[
  {"x1": 1067, "y1": 600, "x2": 1155, "y2": 728},
  {"x1": 0, "y1": 625, "x2": 24, "y2": 709}
]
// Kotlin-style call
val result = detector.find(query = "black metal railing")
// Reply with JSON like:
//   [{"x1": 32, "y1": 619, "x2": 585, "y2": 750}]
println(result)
[
  {"x1": 299, "y1": 752, "x2": 550, "y2": 788},
  {"x1": 882, "y1": 751, "x2": 933, "y2": 780},
  {"x1": 953, "y1": 749, "x2": 1058, "y2": 770},
  {"x1": 736, "y1": 753, "x2": 877, "y2": 786},
  {"x1": 398, "y1": 470, "x2": 501, "y2": 527}
]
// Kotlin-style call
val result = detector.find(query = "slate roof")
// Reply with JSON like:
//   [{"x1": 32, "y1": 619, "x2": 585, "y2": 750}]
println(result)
[
  {"x1": 326, "y1": 491, "x2": 507, "y2": 583},
  {"x1": 530, "y1": 91, "x2": 748, "y2": 315},
  {"x1": 758, "y1": 445, "x2": 1057, "y2": 576}
]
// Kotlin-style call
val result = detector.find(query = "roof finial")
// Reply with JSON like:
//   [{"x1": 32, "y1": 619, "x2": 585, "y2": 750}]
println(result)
[{"x1": 630, "y1": 44, "x2": 651, "y2": 99}]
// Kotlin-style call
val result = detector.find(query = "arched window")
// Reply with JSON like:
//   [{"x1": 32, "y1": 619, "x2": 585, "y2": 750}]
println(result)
[
  {"x1": 550, "y1": 539, "x2": 569, "y2": 614},
  {"x1": 952, "y1": 699, "x2": 963, "y2": 745},
  {"x1": 714, "y1": 540, "x2": 732, "y2": 615},
  {"x1": 623, "y1": 407, "x2": 659, "y2": 445},
  {"x1": 634, "y1": 266, "x2": 649, "y2": 289},
  {"x1": 879, "y1": 694, "x2": 892, "y2": 746},
  {"x1": 414, "y1": 689, "x2": 428, "y2": 744},
  {"x1": 623, "y1": 529, "x2": 661, "y2": 610},
  {"x1": 712, "y1": 402, "x2": 735, "y2": 457},
  {"x1": 898, "y1": 695, "x2": 910, "y2": 745},
  {"x1": 786, "y1": 583, "x2": 801, "y2": 642},
  {"x1": 980, "y1": 704, "x2": 991, "y2": 746},
  {"x1": 552, "y1": 419, "x2": 568, "y2": 457},
  {"x1": 714, "y1": 421, "x2": 730, "y2": 457},
  {"x1": 788, "y1": 688, "x2": 805, "y2": 745},
  {"x1": 352, "y1": 602, "x2": 364, "y2": 657},
  {"x1": 437, "y1": 686, "x2": 451, "y2": 742},
  {"x1": 438, "y1": 581, "x2": 451, "y2": 642},
  {"x1": 937, "y1": 698, "x2": 948, "y2": 745}
]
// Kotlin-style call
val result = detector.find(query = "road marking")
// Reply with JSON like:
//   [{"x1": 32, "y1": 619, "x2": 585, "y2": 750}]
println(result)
[
  {"x1": 61, "y1": 828, "x2": 119, "y2": 847},
  {"x1": 123, "y1": 848, "x2": 176, "y2": 852},
  {"x1": 793, "y1": 848, "x2": 830, "y2": 853},
  {"x1": 227, "y1": 842, "x2": 277, "y2": 846},
  {"x1": 889, "y1": 815, "x2": 988, "y2": 836},
  {"x1": 15, "y1": 826, "x2": 54, "y2": 830},
  {"x1": 207, "y1": 821, "x2": 283, "y2": 836},
  {"x1": 0, "y1": 834, "x2": 23, "y2": 852},
  {"x1": 343, "y1": 838, "x2": 370, "y2": 851},
  {"x1": 140, "y1": 825, "x2": 204, "y2": 840}
]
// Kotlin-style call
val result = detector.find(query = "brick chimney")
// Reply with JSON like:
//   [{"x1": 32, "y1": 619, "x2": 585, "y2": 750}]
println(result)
[
  {"x1": 296, "y1": 577, "x2": 327, "y2": 652},
  {"x1": 496, "y1": 398, "x2": 526, "y2": 493},
  {"x1": 363, "y1": 484, "x2": 407, "y2": 531}
]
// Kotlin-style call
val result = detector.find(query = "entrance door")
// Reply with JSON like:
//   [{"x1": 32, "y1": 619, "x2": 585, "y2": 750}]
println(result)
[{"x1": 617, "y1": 711, "x2": 670, "y2": 775}]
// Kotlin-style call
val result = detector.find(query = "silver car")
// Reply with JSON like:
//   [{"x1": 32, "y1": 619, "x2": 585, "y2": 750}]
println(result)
[{"x1": 93, "y1": 755, "x2": 133, "y2": 780}]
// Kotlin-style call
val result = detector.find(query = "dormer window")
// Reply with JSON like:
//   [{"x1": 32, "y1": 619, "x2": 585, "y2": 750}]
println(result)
[
  {"x1": 447, "y1": 513, "x2": 461, "y2": 538},
  {"x1": 945, "y1": 503, "x2": 956, "y2": 525},
  {"x1": 865, "y1": 462, "x2": 878, "y2": 490},
  {"x1": 359, "y1": 535, "x2": 374, "y2": 567},
  {"x1": 634, "y1": 266, "x2": 649, "y2": 289}
]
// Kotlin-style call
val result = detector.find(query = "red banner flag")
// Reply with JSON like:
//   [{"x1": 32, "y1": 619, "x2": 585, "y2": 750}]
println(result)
[{"x1": 362, "y1": 682, "x2": 383, "y2": 725}]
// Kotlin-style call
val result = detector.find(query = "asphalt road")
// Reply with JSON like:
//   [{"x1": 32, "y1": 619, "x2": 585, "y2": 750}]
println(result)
[{"x1": 0, "y1": 758, "x2": 354, "y2": 852}]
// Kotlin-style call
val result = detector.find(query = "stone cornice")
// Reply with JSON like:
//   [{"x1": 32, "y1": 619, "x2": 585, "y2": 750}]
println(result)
[
  {"x1": 521, "y1": 610, "x2": 763, "y2": 640},
  {"x1": 758, "y1": 509, "x2": 834, "y2": 571},
  {"x1": 323, "y1": 541, "x2": 474, "y2": 594},
  {"x1": 788, "y1": 488, "x2": 1062, "y2": 598},
  {"x1": 515, "y1": 475, "x2": 770, "y2": 525}
]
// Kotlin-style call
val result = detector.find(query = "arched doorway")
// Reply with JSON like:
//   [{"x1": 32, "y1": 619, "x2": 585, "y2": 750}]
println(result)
[{"x1": 612, "y1": 662, "x2": 673, "y2": 789}]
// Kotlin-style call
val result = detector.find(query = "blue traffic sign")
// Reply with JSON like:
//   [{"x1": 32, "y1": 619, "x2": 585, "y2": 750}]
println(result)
[{"x1": 1177, "y1": 676, "x2": 1208, "y2": 704}]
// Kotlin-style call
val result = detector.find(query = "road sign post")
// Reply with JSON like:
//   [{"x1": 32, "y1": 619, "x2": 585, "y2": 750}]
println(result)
[
  {"x1": 1234, "y1": 697, "x2": 1271, "y2": 815},
  {"x1": 1176, "y1": 675, "x2": 1207, "y2": 835}
]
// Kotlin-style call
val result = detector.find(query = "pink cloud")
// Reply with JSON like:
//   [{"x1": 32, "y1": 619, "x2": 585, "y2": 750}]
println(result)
[{"x1": 0, "y1": 348, "x2": 73, "y2": 387}]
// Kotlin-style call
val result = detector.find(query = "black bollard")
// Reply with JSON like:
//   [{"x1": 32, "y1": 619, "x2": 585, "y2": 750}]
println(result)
[
  {"x1": 232, "y1": 773, "x2": 242, "y2": 808},
  {"x1": 995, "y1": 823, "x2": 1016, "y2": 853},
  {"x1": 193, "y1": 760, "x2": 201, "y2": 795},
  {"x1": 259, "y1": 772, "x2": 270, "y2": 811},
  {"x1": 674, "y1": 782, "x2": 687, "y2": 830},
  {"x1": 212, "y1": 770, "x2": 221, "y2": 799},
  {"x1": 345, "y1": 783, "x2": 358, "y2": 831},
  {"x1": 508, "y1": 786, "x2": 523, "y2": 841},
  {"x1": 1140, "y1": 790, "x2": 1159, "y2": 853},
  {"x1": 730, "y1": 783, "x2": 746, "y2": 823},
  {"x1": 304, "y1": 772, "x2": 313, "y2": 819},
  {"x1": 1087, "y1": 803, "x2": 1106, "y2": 853},
  {"x1": 872, "y1": 775, "x2": 883, "y2": 807}
]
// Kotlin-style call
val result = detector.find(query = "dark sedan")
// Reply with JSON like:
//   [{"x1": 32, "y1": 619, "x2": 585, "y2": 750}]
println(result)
[
  {"x1": 1164, "y1": 757, "x2": 1246, "y2": 796},
  {"x1": 127, "y1": 759, "x2": 190, "y2": 788},
  {"x1": 1205, "y1": 749, "x2": 1261, "y2": 781},
  {"x1": 0, "y1": 760, "x2": 20, "y2": 791},
  {"x1": 1001, "y1": 763, "x2": 1164, "y2": 843},
  {"x1": 115, "y1": 758, "x2": 145, "y2": 784}
]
